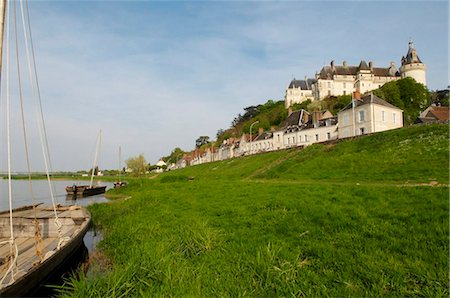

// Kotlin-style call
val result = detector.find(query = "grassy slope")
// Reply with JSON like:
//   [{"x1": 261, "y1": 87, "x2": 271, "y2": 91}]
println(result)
[{"x1": 62, "y1": 124, "x2": 448, "y2": 297}]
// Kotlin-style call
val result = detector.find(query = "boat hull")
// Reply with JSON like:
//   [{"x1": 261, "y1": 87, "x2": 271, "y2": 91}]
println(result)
[
  {"x1": 113, "y1": 181, "x2": 127, "y2": 188},
  {"x1": 0, "y1": 205, "x2": 91, "y2": 297},
  {"x1": 66, "y1": 185, "x2": 106, "y2": 198}
]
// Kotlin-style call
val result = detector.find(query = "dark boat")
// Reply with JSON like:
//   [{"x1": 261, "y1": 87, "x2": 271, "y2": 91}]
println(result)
[
  {"x1": 67, "y1": 130, "x2": 106, "y2": 199},
  {"x1": 113, "y1": 181, "x2": 127, "y2": 188},
  {"x1": 113, "y1": 147, "x2": 127, "y2": 188},
  {"x1": 66, "y1": 184, "x2": 106, "y2": 198},
  {"x1": 0, "y1": 204, "x2": 91, "y2": 297}
]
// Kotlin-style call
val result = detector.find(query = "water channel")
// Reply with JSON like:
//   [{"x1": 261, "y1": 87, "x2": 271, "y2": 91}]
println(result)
[{"x1": 0, "y1": 179, "x2": 113, "y2": 296}]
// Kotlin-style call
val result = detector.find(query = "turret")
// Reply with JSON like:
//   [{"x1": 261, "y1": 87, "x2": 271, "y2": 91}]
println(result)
[{"x1": 400, "y1": 40, "x2": 427, "y2": 86}]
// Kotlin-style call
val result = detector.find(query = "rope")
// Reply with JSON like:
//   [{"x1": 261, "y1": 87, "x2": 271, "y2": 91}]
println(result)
[
  {"x1": 0, "y1": 1, "x2": 19, "y2": 287},
  {"x1": 0, "y1": 239, "x2": 18, "y2": 287},
  {"x1": 19, "y1": 0, "x2": 64, "y2": 245}
]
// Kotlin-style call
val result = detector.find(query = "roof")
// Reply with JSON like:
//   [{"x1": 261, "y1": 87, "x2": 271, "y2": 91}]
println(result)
[
  {"x1": 288, "y1": 78, "x2": 316, "y2": 90},
  {"x1": 254, "y1": 132, "x2": 273, "y2": 141},
  {"x1": 340, "y1": 94, "x2": 400, "y2": 112},
  {"x1": 401, "y1": 40, "x2": 423, "y2": 65},
  {"x1": 282, "y1": 109, "x2": 309, "y2": 128},
  {"x1": 419, "y1": 106, "x2": 449, "y2": 121},
  {"x1": 317, "y1": 61, "x2": 399, "y2": 79}
]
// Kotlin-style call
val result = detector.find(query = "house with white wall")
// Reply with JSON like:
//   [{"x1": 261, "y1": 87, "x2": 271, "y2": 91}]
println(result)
[{"x1": 338, "y1": 93, "x2": 403, "y2": 139}]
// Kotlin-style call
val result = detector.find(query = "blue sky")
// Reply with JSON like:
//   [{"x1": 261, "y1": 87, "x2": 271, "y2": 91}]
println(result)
[{"x1": 1, "y1": 1, "x2": 448, "y2": 171}]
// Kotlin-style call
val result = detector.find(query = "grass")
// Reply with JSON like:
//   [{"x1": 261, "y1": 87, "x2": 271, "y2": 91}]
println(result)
[{"x1": 58, "y1": 124, "x2": 448, "y2": 297}]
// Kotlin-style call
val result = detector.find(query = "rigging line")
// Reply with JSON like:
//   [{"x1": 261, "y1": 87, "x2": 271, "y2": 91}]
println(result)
[
  {"x1": 20, "y1": 0, "x2": 58, "y2": 207},
  {"x1": 6, "y1": 0, "x2": 13, "y2": 241},
  {"x1": 1, "y1": 0, "x2": 19, "y2": 287},
  {"x1": 14, "y1": 0, "x2": 35, "y2": 210},
  {"x1": 20, "y1": 0, "x2": 59, "y2": 211},
  {"x1": 15, "y1": 0, "x2": 43, "y2": 260}
]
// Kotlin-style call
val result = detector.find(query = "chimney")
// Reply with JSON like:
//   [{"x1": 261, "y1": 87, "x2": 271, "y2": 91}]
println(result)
[
  {"x1": 312, "y1": 110, "x2": 322, "y2": 126},
  {"x1": 369, "y1": 61, "x2": 373, "y2": 70},
  {"x1": 353, "y1": 90, "x2": 361, "y2": 100},
  {"x1": 330, "y1": 60, "x2": 335, "y2": 69},
  {"x1": 343, "y1": 61, "x2": 347, "y2": 67},
  {"x1": 258, "y1": 127, "x2": 264, "y2": 135}
]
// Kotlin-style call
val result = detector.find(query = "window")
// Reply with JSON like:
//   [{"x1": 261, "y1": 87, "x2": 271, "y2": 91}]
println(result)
[
  {"x1": 293, "y1": 136, "x2": 295, "y2": 143},
  {"x1": 305, "y1": 135, "x2": 308, "y2": 142},
  {"x1": 327, "y1": 132, "x2": 331, "y2": 140},
  {"x1": 381, "y1": 110, "x2": 385, "y2": 121},
  {"x1": 393, "y1": 113, "x2": 396, "y2": 123},
  {"x1": 327, "y1": 82, "x2": 331, "y2": 88},
  {"x1": 360, "y1": 127, "x2": 365, "y2": 135},
  {"x1": 359, "y1": 110, "x2": 365, "y2": 122},
  {"x1": 343, "y1": 114, "x2": 349, "y2": 125},
  {"x1": 299, "y1": 135, "x2": 301, "y2": 142},
  {"x1": 277, "y1": 135, "x2": 280, "y2": 142},
  {"x1": 315, "y1": 134, "x2": 319, "y2": 141},
  {"x1": 343, "y1": 82, "x2": 346, "y2": 88},
  {"x1": 343, "y1": 91, "x2": 346, "y2": 95},
  {"x1": 328, "y1": 90, "x2": 331, "y2": 96}
]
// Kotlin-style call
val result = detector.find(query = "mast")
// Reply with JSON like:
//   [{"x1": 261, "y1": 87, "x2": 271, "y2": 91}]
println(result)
[
  {"x1": 89, "y1": 130, "x2": 102, "y2": 188},
  {"x1": 0, "y1": 0, "x2": 6, "y2": 80},
  {"x1": 118, "y1": 146, "x2": 122, "y2": 182}
]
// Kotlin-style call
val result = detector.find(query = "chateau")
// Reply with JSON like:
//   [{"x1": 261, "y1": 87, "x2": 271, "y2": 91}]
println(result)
[{"x1": 285, "y1": 41, "x2": 427, "y2": 108}]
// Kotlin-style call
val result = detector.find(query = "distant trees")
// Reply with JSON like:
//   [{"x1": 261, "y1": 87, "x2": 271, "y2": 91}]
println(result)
[
  {"x1": 125, "y1": 154, "x2": 147, "y2": 175},
  {"x1": 162, "y1": 147, "x2": 185, "y2": 164},
  {"x1": 195, "y1": 136, "x2": 210, "y2": 148}
]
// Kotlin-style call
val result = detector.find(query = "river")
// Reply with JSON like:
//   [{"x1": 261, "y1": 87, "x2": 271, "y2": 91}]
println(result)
[{"x1": 0, "y1": 179, "x2": 113, "y2": 210}]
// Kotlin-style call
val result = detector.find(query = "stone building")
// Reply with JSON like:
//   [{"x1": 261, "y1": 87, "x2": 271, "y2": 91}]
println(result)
[{"x1": 285, "y1": 41, "x2": 427, "y2": 107}]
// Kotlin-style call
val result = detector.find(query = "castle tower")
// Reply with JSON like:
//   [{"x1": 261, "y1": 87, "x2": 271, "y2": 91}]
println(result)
[{"x1": 400, "y1": 40, "x2": 427, "y2": 86}]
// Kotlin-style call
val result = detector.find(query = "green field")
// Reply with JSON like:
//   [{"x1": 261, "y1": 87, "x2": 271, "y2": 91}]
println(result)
[{"x1": 61, "y1": 124, "x2": 448, "y2": 296}]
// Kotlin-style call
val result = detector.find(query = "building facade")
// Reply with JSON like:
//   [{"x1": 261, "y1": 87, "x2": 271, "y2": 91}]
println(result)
[
  {"x1": 338, "y1": 93, "x2": 403, "y2": 139},
  {"x1": 285, "y1": 41, "x2": 427, "y2": 107}
]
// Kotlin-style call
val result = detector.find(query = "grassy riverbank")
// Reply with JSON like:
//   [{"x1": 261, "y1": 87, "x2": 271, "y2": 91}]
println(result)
[{"x1": 62, "y1": 124, "x2": 448, "y2": 296}]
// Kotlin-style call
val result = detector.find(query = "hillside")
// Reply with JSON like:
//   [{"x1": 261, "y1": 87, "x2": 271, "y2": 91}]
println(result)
[
  {"x1": 172, "y1": 123, "x2": 448, "y2": 184},
  {"x1": 64, "y1": 124, "x2": 448, "y2": 297}
]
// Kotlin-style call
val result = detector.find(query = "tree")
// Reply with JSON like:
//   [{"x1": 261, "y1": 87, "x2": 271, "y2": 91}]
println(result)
[
  {"x1": 195, "y1": 136, "x2": 210, "y2": 148},
  {"x1": 125, "y1": 154, "x2": 147, "y2": 176},
  {"x1": 162, "y1": 147, "x2": 185, "y2": 164}
]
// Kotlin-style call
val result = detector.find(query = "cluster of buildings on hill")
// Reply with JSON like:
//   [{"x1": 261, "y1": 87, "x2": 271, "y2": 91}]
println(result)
[
  {"x1": 160, "y1": 41, "x2": 446, "y2": 170},
  {"x1": 170, "y1": 92, "x2": 404, "y2": 169}
]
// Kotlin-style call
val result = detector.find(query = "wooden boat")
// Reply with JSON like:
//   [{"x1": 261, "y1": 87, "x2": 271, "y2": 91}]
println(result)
[
  {"x1": 66, "y1": 130, "x2": 106, "y2": 198},
  {"x1": 0, "y1": 0, "x2": 92, "y2": 295},
  {"x1": 66, "y1": 185, "x2": 107, "y2": 198},
  {"x1": 0, "y1": 204, "x2": 91, "y2": 296}
]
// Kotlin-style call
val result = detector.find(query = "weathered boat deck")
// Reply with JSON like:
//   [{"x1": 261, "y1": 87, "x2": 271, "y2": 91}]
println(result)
[{"x1": 0, "y1": 205, "x2": 90, "y2": 289}]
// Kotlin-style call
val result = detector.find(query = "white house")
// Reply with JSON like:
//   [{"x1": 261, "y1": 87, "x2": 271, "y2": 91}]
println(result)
[{"x1": 338, "y1": 93, "x2": 403, "y2": 139}]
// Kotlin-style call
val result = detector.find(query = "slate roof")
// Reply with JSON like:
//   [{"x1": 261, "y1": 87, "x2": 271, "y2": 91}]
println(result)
[
  {"x1": 317, "y1": 61, "x2": 399, "y2": 79},
  {"x1": 288, "y1": 78, "x2": 316, "y2": 90},
  {"x1": 282, "y1": 109, "x2": 309, "y2": 128},
  {"x1": 401, "y1": 41, "x2": 423, "y2": 65},
  {"x1": 340, "y1": 94, "x2": 400, "y2": 112},
  {"x1": 254, "y1": 132, "x2": 273, "y2": 141}
]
